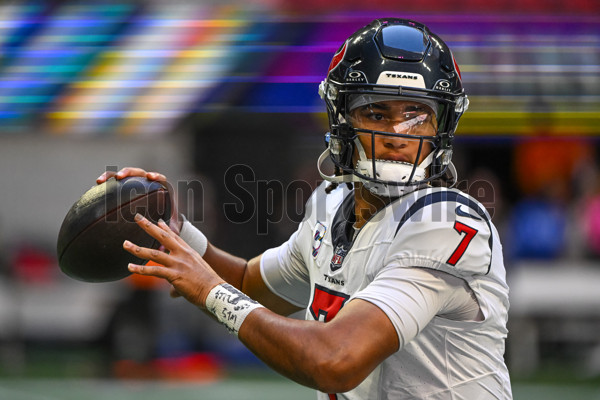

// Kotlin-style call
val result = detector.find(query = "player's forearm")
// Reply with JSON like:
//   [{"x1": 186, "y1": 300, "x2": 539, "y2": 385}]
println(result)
[
  {"x1": 200, "y1": 245, "x2": 300, "y2": 316},
  {"x1": 236, "y1": 308, "x2": 376, "y2": 393},
  {"x1": 177, "y1": 219, "x2": 300, "y2": 314},
  {"x1": 201, "y1": 242, "x2": 248, "y2": 290}
]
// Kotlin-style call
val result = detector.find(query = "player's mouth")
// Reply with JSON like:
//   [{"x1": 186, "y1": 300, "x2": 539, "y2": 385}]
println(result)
[{"x1": 378, "y1": 153, "x2": 412, "y2": 163}]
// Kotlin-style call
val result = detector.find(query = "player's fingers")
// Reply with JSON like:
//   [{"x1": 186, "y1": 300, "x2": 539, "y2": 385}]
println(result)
[
  {"x1": 115, "y1": 167, "x2": 149, "y2": 180},
  {"x1": 146, "y1": 171, "x2": 167, "y2": 182},
  {"x1": 128, "y1": 262, "x2": 174, "y2": 280},
  {"x1": 134, "y1": 214, "x2": 181, "y2": 250},
  {"x1": 123, "y1": 240, "x2": 171, "y2": 265},
  {"x1": 97, "y1": 168, "x2": 167, "y2": 184},
  {"x1": 96, "y1": 170, "x2": 117, "y2": 184},
  {"x1": 157, "y1": 219, "x2": 186, "y2": 245}
]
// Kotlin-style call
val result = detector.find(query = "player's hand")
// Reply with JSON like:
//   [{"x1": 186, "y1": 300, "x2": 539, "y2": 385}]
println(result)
[
  {"x1": 123, "y1": 214, "x2": 224, "y2": 308},
  {"x1": 96, "y1": 167, "x2": 166, "y2": 185},
  {"x1": 96, "y1": 167, "x2": 182, "y2": 234}
]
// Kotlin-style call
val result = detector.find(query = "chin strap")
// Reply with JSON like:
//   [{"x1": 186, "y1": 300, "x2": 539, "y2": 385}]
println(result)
[
  {"x1": 444, "y1": 161, "x2": 458, "y2": 188},
  {"x1": 317, "y1": 148, "x2": 357, "y2": 184}
]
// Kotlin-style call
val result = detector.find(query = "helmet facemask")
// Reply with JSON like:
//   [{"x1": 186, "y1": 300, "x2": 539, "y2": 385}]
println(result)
[{"x1": 325, "y1": 94, "x2": 452, "y2": 197}]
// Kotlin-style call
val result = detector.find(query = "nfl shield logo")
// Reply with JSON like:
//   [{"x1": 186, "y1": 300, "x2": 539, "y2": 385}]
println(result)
[{"x1": 330, "y1": 246, "x2": 347, "y2": 271}]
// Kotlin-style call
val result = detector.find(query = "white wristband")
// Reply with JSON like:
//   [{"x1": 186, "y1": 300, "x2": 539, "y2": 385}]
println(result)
[
  {"x1": 205, "y1": 283, "x2": 265, "y2": 336},
  {"x1": 179, "y1": 216, "x2": 208, "y2": 256}
]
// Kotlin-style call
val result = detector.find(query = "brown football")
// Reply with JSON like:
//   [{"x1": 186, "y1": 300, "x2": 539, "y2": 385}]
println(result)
[{"x1": 57, "y1": 177, "x2": 171, "y2": 282}]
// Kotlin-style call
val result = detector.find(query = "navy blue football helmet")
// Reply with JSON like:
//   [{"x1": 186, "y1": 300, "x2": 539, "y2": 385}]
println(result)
[{"x1": 317, "y1": 18, "x2": 469, "y2": 196}]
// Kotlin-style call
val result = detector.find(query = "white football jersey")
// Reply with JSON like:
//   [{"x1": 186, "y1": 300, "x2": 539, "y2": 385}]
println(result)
[{"x1": 261, "y1": 182, "x2": 512, "y2": 399}]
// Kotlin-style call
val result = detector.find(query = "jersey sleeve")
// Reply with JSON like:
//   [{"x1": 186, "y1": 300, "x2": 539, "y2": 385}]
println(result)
[
  {"x1": 352, "y1": 265, "x2": 474, "y2": 349},
  {"x1": 386, "y1": 190, "x2": 494, "y2": 278},
  {"x1": 260, "y1": 222, "x2": 311, "y2": 308}
]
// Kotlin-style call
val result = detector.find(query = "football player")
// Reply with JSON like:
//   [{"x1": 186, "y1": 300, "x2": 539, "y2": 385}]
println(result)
[{"x1": 101, "y1": 18, "x2": 512, "y2": 399}]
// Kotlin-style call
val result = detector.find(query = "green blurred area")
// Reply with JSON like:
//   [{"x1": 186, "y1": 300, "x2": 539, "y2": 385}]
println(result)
[
  {"x1": 2, "y1": 346, "x2": 600, "y2": 400},
  {"x1": 1, "y1": 376, "x2": 600, "y2": 400}
]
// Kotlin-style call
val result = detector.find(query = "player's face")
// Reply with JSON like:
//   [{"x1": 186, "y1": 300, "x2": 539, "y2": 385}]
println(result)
[{"x1": 349, "y1": 100, "x2": 438, "y2": 164}]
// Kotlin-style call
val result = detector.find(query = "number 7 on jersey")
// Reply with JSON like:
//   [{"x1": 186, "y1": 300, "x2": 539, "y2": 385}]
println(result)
[{"x1": 447, "y1": 221, "x2": 478, "y2": 266}]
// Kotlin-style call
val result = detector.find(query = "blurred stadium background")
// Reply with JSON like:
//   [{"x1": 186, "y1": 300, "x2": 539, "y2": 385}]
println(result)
[{"x1": 0, "y1": 0, "x2": 599, "y2": 398}]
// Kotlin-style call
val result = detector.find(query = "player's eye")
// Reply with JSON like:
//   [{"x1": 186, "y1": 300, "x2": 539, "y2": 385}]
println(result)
[
  {"x1": 367, "y1": 112, "x2": 384, "y2": 121},
  {"x1": 358, "y1": 106, "x2": 388, "y2": 121}
]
